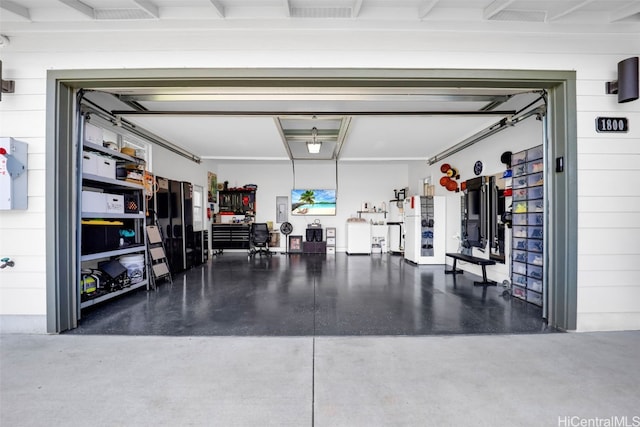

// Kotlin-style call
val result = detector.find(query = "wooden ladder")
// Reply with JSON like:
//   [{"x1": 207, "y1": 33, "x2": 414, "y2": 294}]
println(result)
[{"x1": 146, "y1": 225, "x2": 173, "y2": 289}]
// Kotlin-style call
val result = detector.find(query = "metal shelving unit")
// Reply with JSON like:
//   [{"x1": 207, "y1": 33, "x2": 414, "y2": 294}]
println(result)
[{"x1": 78, "y1": 114, "x2": 149, "y2": 311}]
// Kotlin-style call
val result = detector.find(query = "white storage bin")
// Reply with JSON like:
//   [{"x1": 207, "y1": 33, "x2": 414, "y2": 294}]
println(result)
[
  {"x1": 527, "y1": 172, "x2": 544, "y2": 187},
  {"x1": 326, "y1": 237, "x2": 336, "y2": 246},
  {"x1": 513, "y1": 250, "x2": 527, "y2": 263},
  {"x1": 512, "y1": 284, "x2": 526, "y2": 299},
  {"x1": 512, "y1": 273, "x2": 528, "y2": 286},
  {"x1": 326, "y1": 246, "x2": 336, "y2": 254},
  {"x1": 512, "y1": 188, "x2": 527, "y2": 201},
  {"x1": 512, "y1": 151, "x2": 527, "y2": 165},
  {"x1": 105, "y1": 193, "x2": 124, "y2": 214},
  {"x1": 527, "y1": 277, "x2": 543, "y2": 293},
  {"x1": 512, "y1": 262, "x2": 527, "y2": 276},
  {"x1": 84, "y1": 123, "x2": 103, "y2": 145},
  {"x1": 526, "y1": 290, "x2": 543, "y2": 306},
  {"x1": 527, "y1": 146, "x2": 544, "y2": 161},
  {"x1": 528, "y1": 252, "x2": 544, "y2": 266},
  {"x1": 528, "y1": 186, "x2": 544, "y2": 200},
  {"x1": 512, "y1": 213, "x2": 527, "y2": 226},
  {"x1": 96, "y1": 155, "x2": 117, "y2": 180},
  {"x1": 82, "y1": 190, "x2": 106, "y2": 213},
  {"x1": 512, "y1": 226, "x2": 527, "y2": 238},
  {"x1": 82, "y1": 152, "x2": 99, "y2": 175},
  {"x1": 528, "y1": 200, "x2": 544, "y2": 213}
]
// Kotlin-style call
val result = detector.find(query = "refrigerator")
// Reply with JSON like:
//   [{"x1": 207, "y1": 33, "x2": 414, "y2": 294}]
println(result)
[
  {"x1": 387, "y1": 199, "x2": 404, "y2": 254},
  {"x1": 403, "y1": 195, "x2": 446, "y2": 264},
  {"x1": 346, "y1": 221, "x2": 372, "y2": 255}
]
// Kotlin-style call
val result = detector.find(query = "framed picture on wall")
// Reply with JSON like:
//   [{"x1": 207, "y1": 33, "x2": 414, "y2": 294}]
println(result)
[
  {"x1": 288, "y1": 235, "x2": 303, "y2": 253},
  {"x1": 208, "y1": 172, "x2": 217, "y2": 203}
]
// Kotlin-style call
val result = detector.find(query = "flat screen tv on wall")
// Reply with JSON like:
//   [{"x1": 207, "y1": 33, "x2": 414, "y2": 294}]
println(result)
[{"x1": 291, "y1": 189, "x2": 336, "y2": 216}]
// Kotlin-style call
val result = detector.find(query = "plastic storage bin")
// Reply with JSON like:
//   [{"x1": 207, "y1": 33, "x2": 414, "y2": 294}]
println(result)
[
  {"x1": 513, "y1": 201, "x2": 527, "y2": 214},
  {"x1": 528, "y1": 226, "x2": 543, "y2": 239},
  {"x1": 528, "y1": 265, "x2": 543, "y2": 280},
  {"x1": 528, "y1": 186, "x2": 544, "y2": 200},
  {"x1": 527, "y1": 160, "x2": 544, "y2": 174},
  {"x1": 512, "y1": 262, "x2": 527, "y2": 276},
  {"x1": 513, "y1": 238, "x2": 528, "y2": 251},
  {"x1": 527, "y1": 252, "x2": 544, "y2": 266},
  {"x1": 512, "y1": 163, "x2": 527, "y2": 177},
  {"x1": 512, "y1": 151, "x2": 527, "y2": 165},
  {"x1": 513, "y1": 177, "x2": 528, "y2": 189},
  {"x1": 513, "y1": 250, "x2": 528, "y2": 263},
  {"x1": 119, "y1": 254, "x2": 145, "y2": 284},
  {"x1": 528, "y1": 200, "x2": 544, "y2": 213},
  {"x1": 527, "y1": 146, "x2": 544, "y2": 161},
  {"x1": 527, "y1": 277, "x2": 543, "y2": 293},
  {"x1": 528, "y1": 213, "x2": 544, "y2": 226},
  {"x1": 527, "y1": 172, "x2": 544, "y2": 187},
  {"x1": 527, "y1": 290, "x2": 543, "y2": 306},
  {"x1": 513, "y1": 226, "x2": 527, "y2": 238},
  {"x1": 512, "y1": 214, "x2": 527, "y2": 226},
  {"x1": 512, "y1": 273, "x2": 528, "y2": 286},
  {"x1": 512, "y1": 188, "x2": 528, "y2": 201},
  {"x1": 527, "y1": 239, "x2": 544, "y2": 253},
  {"x1": 512, "y1": 285, "x2": 526, "y2": 299}
]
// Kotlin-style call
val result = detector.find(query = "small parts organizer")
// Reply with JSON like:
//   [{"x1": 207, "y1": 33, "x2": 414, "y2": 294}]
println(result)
[{"x1": 510, "y1": 145, "x2": 544, "y2": 307}]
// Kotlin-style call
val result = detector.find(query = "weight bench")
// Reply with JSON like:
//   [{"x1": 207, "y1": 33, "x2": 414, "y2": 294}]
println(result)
[{"x1": 445, "y1": 252, "x2": 497, "y2": 286}]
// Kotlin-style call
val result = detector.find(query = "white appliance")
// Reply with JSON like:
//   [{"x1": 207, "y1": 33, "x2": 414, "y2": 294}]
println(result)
[
  {"x1": 346, "y1": 221, "x2": 372, "y2": 254},
  {"x1": 403, "y1": 195, "x2": 446, "y2": 264},
  {"x1": 387, "y1": 199, "x2": 404, "y2": 254}
]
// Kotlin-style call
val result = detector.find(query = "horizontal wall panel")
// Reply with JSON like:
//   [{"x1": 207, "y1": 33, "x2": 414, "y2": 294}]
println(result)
[
  {"x1": 577, "y1": 313, "x2": 640, "y2": 332},
  {"x1": 578, "y1": 170, "x2": 640, "y2": 197},
  {"x1": 578, "y1": 228, "x2": 640, "y2": 255},
  {"x1": 578, "y1": 153, "x2": 640, "y2": 170},
  {"x1": 578, "y1": 196, "x2": 640, "y2": 213},
  {"x1": 28, "y1": 153, "x2": 46, "y2": 170},
  {"x1": 0, "y1": 272, "x2": 47, "y2": 290},
  {"x1": 578, "y1": 139, "x2": 640, "y2": 155},
  {"x1": 0, "y1": 288, "x2": 46, "y2": 315},
  {"x1": 576, "y1": 95, "x2": 640, "y2": 113},
  {"x1": 0, "y1": 94, "x2": 46, "y2": 112},
  {"x1": 576, "y1": 80, "x2": 613, "y2": 97},
  {"x1": 0, "y1": 212, "x2": 46, "y2": 229},
  {"x1": 578, "y1": 286, "x2": 640, "y2": 313},
  {"x1": 0, "y1": 229, "x2": 47, "y2": 256},
  {"x1": 0, "y1": 111, "x2": 46, "y2": 139},
  {"x1": 578, "y1": 254, "x2": 640, "y2": 271},
  {"x1": 3, "y1": 78, "x2": 47, "y2": 96},
  {"x1": 579, "y1": 212, "x2": 640, "y2": 229},
  {"x1": 577, "y1": 112, "x2": 640, "y2": 139},
  {"x1": 577, "y1": 270, "x2": 639, "y2": 287}
]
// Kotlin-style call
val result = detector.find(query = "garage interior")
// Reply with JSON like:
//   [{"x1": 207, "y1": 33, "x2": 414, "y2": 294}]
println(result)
[{"x1": 56, "y1": 69, "x2": 567, "y2": 335}]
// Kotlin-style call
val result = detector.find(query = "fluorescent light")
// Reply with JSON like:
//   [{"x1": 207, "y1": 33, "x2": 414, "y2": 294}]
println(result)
[{"x1": 307, "y1": 141, "x2": 322, "y2": 154}]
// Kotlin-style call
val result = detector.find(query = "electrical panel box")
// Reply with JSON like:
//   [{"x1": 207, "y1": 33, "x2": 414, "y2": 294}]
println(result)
[{"x1": 0, "y1": 137, "x2": 28, "y2": 210}]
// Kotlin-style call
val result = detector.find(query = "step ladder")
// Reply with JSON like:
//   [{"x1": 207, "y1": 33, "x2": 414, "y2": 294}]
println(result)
[{"x1": 146, "y1": 224, "x2": 173, "y2": 289}]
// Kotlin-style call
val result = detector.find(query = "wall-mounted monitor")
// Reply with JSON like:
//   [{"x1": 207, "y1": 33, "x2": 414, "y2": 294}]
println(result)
[{"x1": 291, "y1": 189, "x2": 336, "y2": 216}]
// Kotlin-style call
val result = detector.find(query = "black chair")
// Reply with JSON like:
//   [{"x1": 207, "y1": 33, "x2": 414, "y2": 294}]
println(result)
[{"x1": 249, "y1": 223, "x2": 272, "y2": 257}]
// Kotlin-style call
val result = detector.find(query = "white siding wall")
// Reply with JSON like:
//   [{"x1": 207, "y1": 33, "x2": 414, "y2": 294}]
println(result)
[{"x1": 0, "y1": 29, "x2": 638, "y2": 332}]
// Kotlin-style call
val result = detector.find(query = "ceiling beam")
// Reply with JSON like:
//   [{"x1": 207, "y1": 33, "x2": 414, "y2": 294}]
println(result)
[
  {"x1": 0, "y1": 0, "x2": 31, "y2": 21},
  {"x1": 610, "y1": 2, "x2": 640, "y2": 22},
  {"x1": 133, "y1": 0, "x2": 159, "y2": 19},
  {"x1": 352, "y1": 0, "x2": 363, "y2": 18},
  {"x1": 418, "y1": 0, "x2": 439, "y2": 20},
  {"x1": 208, "y1": 0, "x2": 225, "y2": 18},
  {"x1": 483, "y1": 0, "x2": 515, "y2": 20},
  {"x1": 547, "y1": 0, "x2": 594, "y2": 22},
  {"x1": 58, "y1": 0, "x2": 95, "y2": 19},
  {"x1": 283, "y1": 0, "x2": 291, "y2": 17}
]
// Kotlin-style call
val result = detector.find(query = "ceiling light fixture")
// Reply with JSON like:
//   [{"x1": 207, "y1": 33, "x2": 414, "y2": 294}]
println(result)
[{"x1": 306, "y1": 126, "x2": 322, "y2": 154}]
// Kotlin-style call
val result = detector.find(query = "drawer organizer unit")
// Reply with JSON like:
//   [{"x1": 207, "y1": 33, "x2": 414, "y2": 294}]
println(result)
[{"x1": 510, "y1": 145, "x2": 544, "y2": 307}]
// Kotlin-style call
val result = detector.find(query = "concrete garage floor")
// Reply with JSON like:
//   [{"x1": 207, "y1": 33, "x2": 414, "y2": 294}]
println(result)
[
  {"x1": 2, "y1": 332, "x2": 639, "y2": 426},
  {"x1": 68, "y1": 253, "x2": 547, "y2": 336}
]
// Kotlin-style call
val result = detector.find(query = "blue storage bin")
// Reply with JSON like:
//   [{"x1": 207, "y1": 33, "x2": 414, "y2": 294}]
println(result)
[
  {"x1": 528, "y1": 226, "x2": 543, "y2": 239},
  {"x1": 527, "y1": 239, "x2": 544, "y2": 253},
  {"x1": 513, "y1": 238, "x2": 528, "y2": 250},
  {"x1": 513, "y1": 250, "x2": 528, "y2": 263},
  {"x1": 528, "y1": 265, "x2": 543, "y2": 280}
]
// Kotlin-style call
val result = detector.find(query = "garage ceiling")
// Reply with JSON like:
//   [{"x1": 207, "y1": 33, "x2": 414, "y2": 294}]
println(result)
[{"x1": 2, "y1": 0, "x2": 636, "y2": 161}]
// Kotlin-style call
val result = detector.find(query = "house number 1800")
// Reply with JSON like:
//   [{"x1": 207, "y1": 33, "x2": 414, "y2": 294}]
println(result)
[{"x1": 596, "y1": 117, "x2": 628, "y2": 133}]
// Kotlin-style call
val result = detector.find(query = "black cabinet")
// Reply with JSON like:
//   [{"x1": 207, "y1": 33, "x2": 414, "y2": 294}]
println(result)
[{"x1": 212, "y1": 224, "x2": 251, "y2": 250}]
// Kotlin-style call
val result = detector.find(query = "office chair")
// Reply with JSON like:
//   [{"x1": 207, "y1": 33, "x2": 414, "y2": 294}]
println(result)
[{"x1": 249, "y1": 223, "x2": 272, "y2": 257}]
